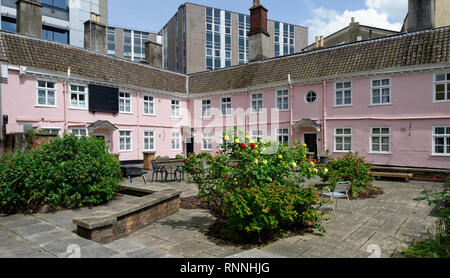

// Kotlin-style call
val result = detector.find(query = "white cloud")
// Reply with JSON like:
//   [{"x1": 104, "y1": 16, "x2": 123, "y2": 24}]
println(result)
[
  {"x1": 303, "y1": 0, "x2": 408, "y2": 45},
  {"x1": 365, "y1": 0, "x2": 408, "y2": 19}
]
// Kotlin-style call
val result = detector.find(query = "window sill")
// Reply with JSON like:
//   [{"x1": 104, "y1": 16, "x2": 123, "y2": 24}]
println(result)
[
  {"x1": 69, "y1": 107, "x2": 88, "y2": 111},
  {"x1": 202, "y1": 116, "x2": 212, "y2": 119},
  {"x1": 369, "y1": 152, "x2": 392, "y2": 155},
  {"x1": 431, "y1": 154, "x2": 450, "y2": 157},
  {"x1": 119, "y1": 112, "x2": 133, "y2": 115},
  {"x1": 369, "y1": 103, "x2": 392, "y2": 107},
  {"x1": 118, "y1": 150, "x2": 133, "y2": 153},
  {"x1": 432, "y1": 100, "x2": 450, "y2": 104},
  {"x1": 333, "y1": 104, "x2": 353, "y2": 108},
  {"x1": 35, "y1": 105, "x2": 57, "y2": 108},
  {"x1": 276, "y1": 109, "x2": 290, "y2": 112},
  {"x1": 171, "y1": 116, "x2": 182, "y2": 119},
  {"x1": 333, "y1": 150, "x2": 352, "y2": 153},
  {"x1": 143, "y1": 114, "x2": 156, "y2": 117}
]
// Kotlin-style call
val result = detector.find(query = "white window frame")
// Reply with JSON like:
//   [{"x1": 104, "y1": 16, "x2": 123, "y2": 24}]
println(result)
[
  {"x1": 277, "y1": 128, "x2": 290, "y2": 145},
  {"x1": 143, "y1": 94, "x2": 155, "y2": 116},
  {"x1": 143, "y1": 130, "x2": 156, "y2": 151},
  {"x1": 69, "y1": 84, "x2": 88, "y2": 110},
  {"x1": 305, "y1": 91, "x2": 318, "y2": 104},
  {"x1": 70, "y1": 128, "x2": 88, "y2": 138},
  {"x1": 221, "y1": 97, "x2": 232, "y2": 116},
  {"x1": 432, "y1": 126, "x2": 450, "y2": 156},
  {"x1": 119, "y1": 92, "x2": 132, "y2": 114},
  {"x1": 37, "y1": 80, "x2": 57, "y2": 107},
  {"x1": 171, "y1": 99, "x2": 181, "y2": 118},
  {"x1": 119, "y1": 130, "x2": 133, "y2": 152},
  {"x1": 171, "y1": 131, "x2": 181, "y2": 150},
  {"x1": 202, "y1": 131, "x2": 213, "y2": 151},
  {"x1": 334, "y1": 81, "x2": 352, "y2": 107},
  {"x1": 370, "y1": 127, "x2": 392, "y2": 154},
  {"x1": 334, "y1": 128, "x2": 353, "y2": 153},
  {"x1": 370, "y1": 78, "x2": 392, "y2": 106},
  {"x1": 251, "y1": 130, "x2": 264, "y2": 142},
  {"x1": 276, "y1": 89, "x2": 289, "y2": 111},
  {"x1": 41, "y1": 127, "x2": 61, "y2": 137},
  {"x1": 433, "y1": 72, "x2": 450, "y2": 103},
  {"x1": 251, "y1": 92, "x2": 264, "y2": 114},
  {"x1": 202, "y1": 99, "x2": 212, "y2": 118}
]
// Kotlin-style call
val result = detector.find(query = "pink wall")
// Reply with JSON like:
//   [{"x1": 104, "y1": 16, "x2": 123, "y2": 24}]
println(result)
[{"x1": 2, "y1": 69, "x2": 450, "y2": 168}]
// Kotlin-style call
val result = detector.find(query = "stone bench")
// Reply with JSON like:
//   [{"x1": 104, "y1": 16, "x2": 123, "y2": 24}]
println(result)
[
  {"x1": 371, "y1": 172, "x2": 414, "y2": 182},
  {"x1": 73, "y1": 188, "x2": 181, "y2": 244}
]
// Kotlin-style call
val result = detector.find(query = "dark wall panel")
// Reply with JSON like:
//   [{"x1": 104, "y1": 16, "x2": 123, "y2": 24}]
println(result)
[{"x1": 88, "y1": 85, "x2": 119, "y2": 114}]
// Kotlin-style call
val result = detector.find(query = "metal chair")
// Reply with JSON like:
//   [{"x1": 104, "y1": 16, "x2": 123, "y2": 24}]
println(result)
[
  {"x1": 151, "y1": 160, "x2": 167, "y2": 182},
  {"x1": 322, "y1": 181, "x2": 353, "y2": 215},
  {"x1": 124, "y1": 167, "x2": 148, "y2": 185}
]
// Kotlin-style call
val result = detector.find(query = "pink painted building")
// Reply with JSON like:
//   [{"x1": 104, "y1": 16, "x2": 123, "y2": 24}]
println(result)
[{"x1": 0, "y1": 26, "x2": 449, "y2": 169}]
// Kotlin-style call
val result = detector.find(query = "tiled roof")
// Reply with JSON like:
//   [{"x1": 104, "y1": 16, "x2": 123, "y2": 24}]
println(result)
[
  {"x1": 1, "y1": 27, "x2": 449, "y2": 96},
  {"x1": 189, "y1": 26, "x2": 450, "y2": 94},
  {"x1": 0, "y1": 32, "x2": 187, "y2": 94}
]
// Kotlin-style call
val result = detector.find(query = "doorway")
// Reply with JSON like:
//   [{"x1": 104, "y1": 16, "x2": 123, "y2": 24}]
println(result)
[
  {"x1": 304, "y1": 133, "x2": 318, "y2": 159},
  {"x1": 185, "y1": 138, "x2": 194, "y2": 157}
]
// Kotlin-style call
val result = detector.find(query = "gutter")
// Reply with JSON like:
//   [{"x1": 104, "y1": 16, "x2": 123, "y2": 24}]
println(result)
[{"x1": 288, "y1": 74, "x2": 294, "y2": 145}]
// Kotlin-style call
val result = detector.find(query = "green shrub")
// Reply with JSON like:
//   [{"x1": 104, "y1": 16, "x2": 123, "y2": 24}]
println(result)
[
  {"x1": 404, "y1": 180, "x2": 450, "y2": 258},
  {"x1": 0, "y1": 134, "x2": 122, "y2": 214},
  {"x1": 183, "y1": 127, "x2": 325, "y2": 243},
  {"x1": 318, "y1": 152, "x2": 374, "y2": 198}
]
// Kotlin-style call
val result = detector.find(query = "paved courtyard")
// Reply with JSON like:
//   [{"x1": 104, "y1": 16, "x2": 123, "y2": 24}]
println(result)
[{"x1": 0, "y1": 176, "x2": 442, "y2": 258}]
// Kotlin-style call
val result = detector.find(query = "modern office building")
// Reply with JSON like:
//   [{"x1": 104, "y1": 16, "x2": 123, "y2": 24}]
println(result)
[
  {"x1": 159, "y1": 2, "x2": 308, "y2": 74},
  {"x1": 106, "y1": 26, "x2": 162, "y2": 62},
  {"x1": 0, "y1": 0, "x2": 107, "y2": 47}
]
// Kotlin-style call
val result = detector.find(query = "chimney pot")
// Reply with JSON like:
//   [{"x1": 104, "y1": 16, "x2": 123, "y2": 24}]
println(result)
[
  {"x1": 248, "y1": 0, "x2": 270, "y2": 61},
  {"x1": 84, "y1": 19, "x2": 107, "y2": 53},
  {"x1": 145, "y1": 40, "x2": 163, "y2": 68}
]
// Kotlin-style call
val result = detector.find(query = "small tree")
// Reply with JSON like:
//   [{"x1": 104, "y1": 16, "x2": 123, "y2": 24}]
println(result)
[{"x1": 183, "y1": 127, "x2": 326, "y2": 243}]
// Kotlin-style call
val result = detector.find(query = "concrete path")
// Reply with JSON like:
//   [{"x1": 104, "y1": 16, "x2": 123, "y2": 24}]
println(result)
[{"x1": 0, "y1": 179, "x2": 442, "y2": 258}]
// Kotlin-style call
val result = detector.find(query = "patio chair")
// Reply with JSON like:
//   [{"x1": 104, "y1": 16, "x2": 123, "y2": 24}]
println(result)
[
  {"x1": 174, "y1": 166, "x2": 186, "y2": 182},
  {"x1": 125, "y1": 167, "x2": 148, "y2": 185},
  {"x1": 151, "y1": 160, "x2": 168, "y2": 182},
  {"x1": 322, "y1": 181, "x2": 353, "y2": 215}
]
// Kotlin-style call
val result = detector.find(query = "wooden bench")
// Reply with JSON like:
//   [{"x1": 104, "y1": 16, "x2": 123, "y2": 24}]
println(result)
[{"x1": 371, "y1": 172, "x2": 414, "y2": 182}]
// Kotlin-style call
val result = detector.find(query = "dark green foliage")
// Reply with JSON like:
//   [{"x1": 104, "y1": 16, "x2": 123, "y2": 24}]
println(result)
[
  {"x1": 0, "y1": 134, "x2": 122, "y2": 214},
  {"x1": 318, "y1": 152, "x2": 375, "y2": 198}
]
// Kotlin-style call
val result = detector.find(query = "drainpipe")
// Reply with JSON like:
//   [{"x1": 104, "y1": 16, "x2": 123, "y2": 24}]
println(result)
[
  {"x1": 137, "y1": 90, "x2": 141, "y2": 161},
  {"x1": 288, "y1": 74, "x2": 294, "y2": 145},
  {"x1": 322, "y1": 80, "x2": 327, "y2": 155}
]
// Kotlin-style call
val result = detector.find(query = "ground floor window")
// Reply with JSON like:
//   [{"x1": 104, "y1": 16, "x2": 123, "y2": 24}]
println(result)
[
  {"x1": 70, "y1": 128, "x2": 88, "y2": 138},
  {"x1": 202, "y1": 132, "x2": 213, "y2": 150},
  {"x1": 277, "y1": 128, "x2": 289, "y2": 145},
  {"x1": 334, "y1": 128, "x2": 352, "y2": 152},
  {"x1": 119, "y1": 131, "x2": 132, "y2": 151},
  {"x1": 171, "y1": 131, "x2": 181, "y2": 150},
  {"x1": 41, "y1": 128, "x2": 61, "y2": 136},
  {"x1": 144, "y1": 131, "x2": 155, "y2": 151},
  {"x1": 251, "y1": 130, "x2": 264, "y2": 142},
  {"x1": 371, "y1": 127, "x2": 391, "y2": 153},
  {"x1": 433, "y1": 126, "x2": 450, "y2": 155}
]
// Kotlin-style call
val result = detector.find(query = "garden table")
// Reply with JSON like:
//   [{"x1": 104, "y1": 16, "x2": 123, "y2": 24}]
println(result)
[{"x1": 156, "y1": 160, "x2": 184, "y2": 182}]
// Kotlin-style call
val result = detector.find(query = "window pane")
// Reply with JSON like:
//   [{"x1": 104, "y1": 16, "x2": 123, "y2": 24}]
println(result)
[
  {"x1": 435, "y1": 137, "x2": 444, "y2": 145},
  {"x1": 336, "y1": 129, "x2": 343, "y2": 135},
  {"x1": 435, "y1": 127, "x2": 445, "y2": 134},
  {"x1": 372, "y1": 80, "x2": 380, "y2": 87},
  {"x1": 372, "y1": 137, "x2": 380, "y2": 144},
  {"x1": 436, "y1": 74, "x2": 446, "y2": 81},
  {"x1": 381, "y1": 128, "x2": 390, "y2": 134},
  {"x1": 435, "y1": 146, "x2": 444, "y2": 154},
  {"x1": 381, "y1": 144, "x2": 390, "y2": 152},
  {"x1": 372, "y1": 128, "x2": 380, "y2": 135},
  {"x1": 47, "y1": 92, "x2": 55, "y2": 106}
]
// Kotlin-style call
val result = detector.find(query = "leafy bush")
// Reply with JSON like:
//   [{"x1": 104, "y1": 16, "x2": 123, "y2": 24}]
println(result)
[
  {"x1": 404, "y1": 180, "x2": 450, "y2": 258},
  {"x1": 0, "y1": 134, "x2": 122, "y2": 214},
  {"x1": 183, "y1": 128, "x2": 325, "y2": 243},
  {"x1": 318, "y1": 152, "x2": 374, "y2": 198}
]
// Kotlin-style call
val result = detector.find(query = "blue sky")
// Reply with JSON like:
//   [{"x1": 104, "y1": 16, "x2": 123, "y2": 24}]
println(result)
[{"x1": 109, "y1": 0, "x2": 408, "y2": 44}]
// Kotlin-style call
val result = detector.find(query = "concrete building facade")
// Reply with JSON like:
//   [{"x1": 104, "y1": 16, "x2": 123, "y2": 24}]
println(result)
[
  {"x1": 159, "y1": 2, "x2": 308, "y2": 74},
  {"x1": 0, "y1": 0, "x2": 107, "y2": 47}
]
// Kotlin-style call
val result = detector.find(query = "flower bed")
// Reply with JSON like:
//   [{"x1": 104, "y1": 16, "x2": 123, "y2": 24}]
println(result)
[{"x1": 183, "y1": 128, "x2": 326, "y2": 244}]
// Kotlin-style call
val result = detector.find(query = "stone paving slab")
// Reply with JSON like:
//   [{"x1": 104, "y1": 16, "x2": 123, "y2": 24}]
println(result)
[{"x1": 0, "y1": 180, "x2": 443, "y2": 258}]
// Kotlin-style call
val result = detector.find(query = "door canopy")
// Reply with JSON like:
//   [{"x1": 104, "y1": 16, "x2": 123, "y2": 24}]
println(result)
[{"x1": 292, "y1": 119, "x2": 321, "y2": 132}]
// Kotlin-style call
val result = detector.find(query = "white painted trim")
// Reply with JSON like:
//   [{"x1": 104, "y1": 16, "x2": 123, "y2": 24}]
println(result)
[
  {"x1": 143, "y1": 93, "x2": 156, "y2": 116},
  {"x1": 334, "y1": 80, "x2": 353, "y2": 107},
  {"x1": 118, "y1": 130, "x2": 133, "y2": 152},
  {"x1": 275, "y1": 89, "x2": 290, "y2": 111},
  {"x1": 370, "y1": 77, "x2": 392, "y2": 106},
  {"x1": 370, "y1": 126, "x2": 392, "y2": 154},
  {"x1": 143, "y1": 130, "x2": 156, "y2": 152},
  {"x1": 334, "y1": 127, "x2": 352, "y2": 153},
  {"x1": 432, "y1": 126, "x2": 450, "y2": 156}
]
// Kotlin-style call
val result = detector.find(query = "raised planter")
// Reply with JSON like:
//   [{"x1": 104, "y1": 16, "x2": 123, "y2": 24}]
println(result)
[{"x1": 72, "y1": 188, "x2": 181, "y2": 244}]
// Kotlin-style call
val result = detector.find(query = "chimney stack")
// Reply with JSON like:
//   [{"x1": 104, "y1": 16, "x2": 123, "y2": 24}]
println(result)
[
  {"x1": 145, "y1": 40, "x2": 163, "y2": 68},
  {"x1": 84, "y1": 13, "x2": 107, "y2": 53},
  {"x1": 16, "y1": 0, "x2": 43, "y2": 38},
  {"x1": 248, "y1": 0, "x2": 271, "y2": 62},
  {"x1": 407, "y1": 0, "x2": 435, "y2": 32}
]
